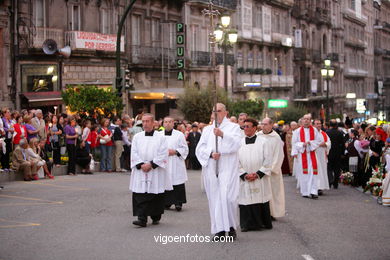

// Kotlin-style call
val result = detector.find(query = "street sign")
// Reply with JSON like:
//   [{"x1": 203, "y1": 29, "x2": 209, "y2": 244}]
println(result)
[
  {"x1": 356, "y1": 98, "x2": 366, "y2": 113},
  {"x1": 366, "y1": 93, "x2": 378, "y2": 99},
  {"x1": 268, "y1": 99, "x2": 288, "y2": 108},
  {"x1": 176, "y1": 23, "x2": 185, "y2": 81}
]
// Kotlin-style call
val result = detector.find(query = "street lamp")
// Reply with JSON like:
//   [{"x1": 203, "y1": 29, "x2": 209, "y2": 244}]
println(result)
[
  {"x1": 214, "y1": 15, "x2": 237, "y2": 93},
  {"x1": 321, "y1": 58, "x2": 335, "y2": 122}
]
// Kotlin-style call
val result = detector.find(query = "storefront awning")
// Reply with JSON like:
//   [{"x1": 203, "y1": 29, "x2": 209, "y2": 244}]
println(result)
[
  {"x1": 130, "y1": 88, "x2": 184, "y2": 100},
  {"x1": 22, "y1": 91, "x2": 63, "y2": 107}
]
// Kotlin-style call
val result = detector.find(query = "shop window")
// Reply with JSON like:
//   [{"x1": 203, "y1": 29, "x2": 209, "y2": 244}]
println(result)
[{"x1": 21, "y1": 64, "x2": 58, "y2": 93}]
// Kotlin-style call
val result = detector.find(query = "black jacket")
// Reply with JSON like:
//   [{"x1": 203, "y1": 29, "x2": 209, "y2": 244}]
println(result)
[
  {"x1": 187, "y1": 131, "x2": 201, "y2": 156},
  {"x1": 326, "y1": 128, "x2": 345, "y2": 161}
]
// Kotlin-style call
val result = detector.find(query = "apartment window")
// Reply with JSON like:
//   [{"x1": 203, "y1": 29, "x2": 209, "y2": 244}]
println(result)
[
  {"x1": 131, "y1": 15, "x2": 140, "y2": 46},
  {"x1": 35, "y1": 0, "x2": 45, "y2": 27},
  {"x1": 237, "y1": 52, "x2": 243, "y2": 68},
  {"x1": 191, "y1": 25, "x2": 198, "y2": 52},
  {"x1": 253, "y1": 6, "x2": 262, "y2": 28},
  {"x1": 72, "y1": 4, "x2": 81, "y2": 31},
  {"x1": 256, "y1": 51, "x2": 263, "y2": 68},
  {"x1": 152, "y1": 19, "x2": 161, "y2": 47},
  {"x1": 101, "y1": 9, "x2": 110, "y2": 34},
  {"x1": 350, "y1": 0, "x2": 356, "y2": 10},
  {"x1": 248, "y1": 52, "x2": 253, "y2": 68}
]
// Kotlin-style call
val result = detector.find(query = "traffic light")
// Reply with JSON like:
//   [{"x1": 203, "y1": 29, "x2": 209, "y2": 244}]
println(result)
[{"x1": 115, "y1": 75, "x2": 123, "y2": 97}]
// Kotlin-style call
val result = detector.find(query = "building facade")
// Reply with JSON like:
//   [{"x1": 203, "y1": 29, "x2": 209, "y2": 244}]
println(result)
[{"x1": 234, "y1": 0, "x2": 294, "y2": 116}]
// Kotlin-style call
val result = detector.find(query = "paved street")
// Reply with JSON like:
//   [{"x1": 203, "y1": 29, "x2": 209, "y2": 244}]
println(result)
[{"x1": 0, "y1": 170, "x2": 389, "y2": 260}]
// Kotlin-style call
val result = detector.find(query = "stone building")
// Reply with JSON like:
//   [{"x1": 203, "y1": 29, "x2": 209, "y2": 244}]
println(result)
[
  {"x1": 373, "y1": 0, "x2": 390, "y2": 121},
  {"x1": 234, "y1": 0, "x2": 295, "y2": 116}
]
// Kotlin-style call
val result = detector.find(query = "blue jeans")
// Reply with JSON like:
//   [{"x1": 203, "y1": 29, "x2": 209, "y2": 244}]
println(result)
[{"x1": 100, "y1": 145, "x2": 113, "y2": 171}]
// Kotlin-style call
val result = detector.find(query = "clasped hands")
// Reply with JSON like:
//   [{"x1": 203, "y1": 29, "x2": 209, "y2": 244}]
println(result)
[
  {"x1": 245, "y1": 173, "x2": 259, "y2": 182},
  {"x1": 141, "y1": 162, "x2": 152, "y2": 172}
]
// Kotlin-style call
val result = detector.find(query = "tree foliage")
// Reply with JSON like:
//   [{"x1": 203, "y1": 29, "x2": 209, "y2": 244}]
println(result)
[
  {"x1": 276, "y1": 105, "x2": 308, "y2": 123},
  {"x1": 177, "y1": 86, "x2": 229, "y2": 123},
  {"x1": 61, "y1": 85, "x2": 123, "y2": 118},
  {"x1": 228, "y1": 99, "x2": 264, "y2": 119},
  {"x1": 177, "y1": 85, "x2": 264, "y2": 122}
]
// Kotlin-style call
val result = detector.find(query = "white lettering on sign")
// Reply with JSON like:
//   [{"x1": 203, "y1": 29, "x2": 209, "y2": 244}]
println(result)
[{"x1": 71, "y1": 31, "x2": 124, "y2": 52}]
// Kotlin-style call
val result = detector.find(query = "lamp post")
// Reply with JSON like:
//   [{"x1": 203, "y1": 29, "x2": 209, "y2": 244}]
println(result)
[
  {"x1": 214, "y1": 15, "x2": 237, "y2": 93},
  {"x1": 321, "y1": 58, "x2": 335, "y2": 122},
  {"x1": 202, "y1": 1, "x2": 220, "y2": 178}
]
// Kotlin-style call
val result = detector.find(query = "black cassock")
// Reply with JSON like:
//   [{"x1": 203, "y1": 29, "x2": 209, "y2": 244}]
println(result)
[{"x1": 187, "y1": 131, "x2": 201, "y2": 170}]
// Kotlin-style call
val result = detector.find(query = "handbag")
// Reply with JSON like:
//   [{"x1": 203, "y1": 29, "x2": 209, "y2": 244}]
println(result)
[{"x1": 99, "y1": 129, "x2": 110, "y2": 144}]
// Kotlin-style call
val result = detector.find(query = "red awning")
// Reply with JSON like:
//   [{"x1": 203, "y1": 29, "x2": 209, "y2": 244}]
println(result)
[{"x1": 22, "y1": 91, "x2": 63, "y2": 107}]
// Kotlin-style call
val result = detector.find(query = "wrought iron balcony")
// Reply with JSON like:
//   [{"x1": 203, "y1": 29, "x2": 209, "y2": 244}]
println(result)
[
  {"x1": 130, "y1": 45, "x2": 176, "y2": 66},
  {"x1": 32, "y1": 27, "x2": 64, "y2": 49},
  {"x1": 190, "y1": 51, "x2": 234, "y2": 67},
  {"x1": 189, "y1": 0, "x2": 237, "y2": 9}
]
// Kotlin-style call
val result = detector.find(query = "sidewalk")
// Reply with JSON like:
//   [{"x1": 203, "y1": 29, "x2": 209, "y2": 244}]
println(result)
[{"x1": 0, "y1": 162, "x2": 101, "y2": 182}]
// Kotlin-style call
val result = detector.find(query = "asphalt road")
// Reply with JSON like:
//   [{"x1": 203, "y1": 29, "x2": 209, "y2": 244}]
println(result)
[{"x1": 0, "y1": 170, "x2": 389, "y2": 260}]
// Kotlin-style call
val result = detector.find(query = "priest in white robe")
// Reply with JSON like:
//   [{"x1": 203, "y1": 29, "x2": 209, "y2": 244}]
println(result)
[
  {"x1": 195, "y1": 103, "x2": 241, "y2": 240},
  {"x1": 258, "y1": 118, "x2": 285, "y2": 219},
  {"x1": 314, "y1": 119, "x2": 331, "y2": 194},
  {"x1": 238, "y1": 118, "x2": 273, "y2": 232},
  {"x1": 130, "y1": 113, "x2": 170, "y2": 227},
  {"x1": 161, "y1": 117, "x2": 189, "y2": 211},
  {"x1": 292, "y1": 114, "x2": 321, "y2": 199}
]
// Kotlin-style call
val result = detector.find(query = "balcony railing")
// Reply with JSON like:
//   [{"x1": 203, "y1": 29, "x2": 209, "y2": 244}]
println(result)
[
  {"x1": 294, "y1": 48, "x2": 311, "y2": 61},
  {"x1": 32, "y1": 27, "x2": 64, "y2": 49},
  {"x1": 189, "y1": 0, "x2": 237, "y2": 9},
  {"x1": 130, "y1": 45, "x2": 176, "y2": 66},
  {"x1": 237, "y1": 74, "x2": 294, "y2": 89},
  {"x1": 190, "y1": 51, "x2": 234, "y2": 67}
]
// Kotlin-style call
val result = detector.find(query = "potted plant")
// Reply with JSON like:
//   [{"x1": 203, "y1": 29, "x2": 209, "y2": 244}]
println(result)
[
  {"x1": 265, "y1": 68, "x2": 272, "y2": 75},
  {"x1": 237, "y1": 67, "x2": 245, "y2": 74}
]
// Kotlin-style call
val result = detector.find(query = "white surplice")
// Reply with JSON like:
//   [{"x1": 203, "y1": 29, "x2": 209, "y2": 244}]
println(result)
[
  {"x1": 195, "y1": 117, "x2": 241, "y2": 234},
  {"x1": 382, "y1": 152, "x2": 390, "y2": 207},
  {"x1": 129, "y1": 131, "x2": 171, "y2": 194},
  {"x1": 316, "y1": 130, "x2": 331, "y2": 190},
  {"x1": 257, "y1": 130, "x2": 286, "y2": 217},
  {"x1": 160, "y1": 129, "x2": 189, "y2": 186},
  {"x1": 291, "y1": 126, "x2": 321, "y2": 196},
  {"x1": 238, "y1": 135, "x2": 272, "y2": 205}
]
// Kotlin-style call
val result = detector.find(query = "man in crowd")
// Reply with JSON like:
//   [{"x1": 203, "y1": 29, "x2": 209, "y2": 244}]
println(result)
[
  {"x1": 258, "y1": 118, "x2": 285, "y2": 219},
  {"x1": 195, "y1": 103, "x2": 241, "y2": 240},
  {"x1": 129, "y1": 113, "x2": 170, "y2": 227},
  {"x1": 314, "y1": 119, "x2": 331, "y2": 195},
  {"x1": 162, "y1": 117, "x2": 189, "y2": 212},
  {"x1": 31, "y1": 109, "x2": 46, "y2": 141},
  {"x1": 187, "y1": 123, "x2": 201, "y2": 170},
  {"x1": 238, "y1": 118, "x2": 273, "y2": 232},
  {"x1": 292, "y1": 114, "x2": 321, "y2": 199},
  {"x1": 326, "y1": 119, "x2": 345, "y2": 189},
  {"x1": 11, "y1": 139, "x2": 37, "y2": 181}
]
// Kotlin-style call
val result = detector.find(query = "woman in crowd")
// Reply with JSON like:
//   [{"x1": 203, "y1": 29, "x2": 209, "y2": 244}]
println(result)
[
  {"x1": 81, "y1": 120, "x2": 91, "y2": 154},
  {"x1": 98, "y1": 118, "x2": 113, "y2": 172},
  {"x1": 49, "y1": 115, "x2": 63, "y2": 167},
  {"x1": 64, "y1": 117, "x2": 78, "y2": 175},
  {"x1": 88, "y1": 124, "x2": 99, "y2": 160},
  {"x1": 346, "y1": 129, "x2": 361, "y2": 187},
  {"x1": 2, "y1": 108, "x2": 14, "y2": 171},
  {"x1": 26, "y1": 138, "x2": 53, "y2": 179},
  {"x1": 76, "y1": 141, "x2": 92, "y2": 174},
  {"x1": 24, "y1": 115, "x2": 38, "y2": 141},
  {"x1": 12, "y1": 114, "x2": 26, "y2": 147}
]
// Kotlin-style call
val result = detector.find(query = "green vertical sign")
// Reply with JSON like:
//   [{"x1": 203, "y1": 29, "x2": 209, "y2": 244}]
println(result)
[{"x1": 177, "y1": 23, "x2": 184, "y2": 81}]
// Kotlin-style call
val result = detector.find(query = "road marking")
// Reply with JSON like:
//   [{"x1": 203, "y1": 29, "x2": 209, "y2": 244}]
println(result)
[
  {"x1": 302, "y1": 255, "x2": 315, "y2": 260},
  {"x1": 25, "y1": 182, "x2": 89, "y2": 191},
  {"x1": 0, "y1": 218, "x2": 41, "y2": 228},
  {"x1": 0, "y1": 194, "x2": 63, "y2": 206}
]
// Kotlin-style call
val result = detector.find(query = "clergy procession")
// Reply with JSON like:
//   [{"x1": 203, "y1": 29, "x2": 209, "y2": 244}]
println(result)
[{"x1": 128, "y1": 102, "x2": 384, "y2": 241}]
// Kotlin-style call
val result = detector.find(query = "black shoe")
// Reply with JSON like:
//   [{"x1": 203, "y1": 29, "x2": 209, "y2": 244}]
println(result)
[
  {"x1": 241, "y1": 228, "x2": 248, "y2": 232},
  {"x1": 228, "y1": 227, "x2": 237, "y2": 240},
  {"x1": 311, "y1": 194, "x2": 319, "y2": 199},
  {"x1": 302, "y1": 195, "x2": 310, "y2": 198},
  {"x1": 132, "y1": 220, "x2": 146, "y2": 227},
  {"x1": 175, "y1": 205, "x2": 182, "y2": 212},
  {"x1": 271, "y1": 216, "x2": 276, "y2": 221},
  {"x1": 152, "y1": 220, "x2": 160, "y2": 225},
  {"x1": 165, "y1": 205, "x2": 171, "y2": 210},
  {"x1": 212, "y1": 231, "x2": 225, "y2": 241},
  {"x1": 318, "y1": 190, "x2": 323, "y2": 196}
]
